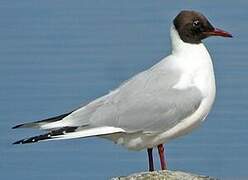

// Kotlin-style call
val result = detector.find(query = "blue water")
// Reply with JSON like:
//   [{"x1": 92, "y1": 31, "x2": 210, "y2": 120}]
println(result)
[{"x1": 0, "y1": 1, "x2": 247, "y2": 179}]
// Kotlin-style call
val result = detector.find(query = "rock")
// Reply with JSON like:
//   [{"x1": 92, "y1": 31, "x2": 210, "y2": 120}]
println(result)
[{"x1": 111, "y1": 170, "x2": 218, "y2": 180}]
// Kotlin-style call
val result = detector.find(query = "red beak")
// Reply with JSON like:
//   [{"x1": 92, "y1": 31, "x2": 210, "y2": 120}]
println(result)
[{"x1": 203, "y1": 28, "x2": 233, "y2": 38}]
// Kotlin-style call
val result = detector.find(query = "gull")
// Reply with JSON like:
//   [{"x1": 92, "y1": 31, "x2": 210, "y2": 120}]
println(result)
[{"x1": 13, "y1": 10, "x2": 232, "y2": 171}]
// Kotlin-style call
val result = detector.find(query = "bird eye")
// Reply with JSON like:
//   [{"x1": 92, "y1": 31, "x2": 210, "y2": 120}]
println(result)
[{"x1": 193, "y1": 20, "x2": 200, "y2": 27}]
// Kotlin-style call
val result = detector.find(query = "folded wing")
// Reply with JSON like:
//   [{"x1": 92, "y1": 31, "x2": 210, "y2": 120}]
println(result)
[{"x1": 13, "y1": 59, "x2": 203, "y2": 143}]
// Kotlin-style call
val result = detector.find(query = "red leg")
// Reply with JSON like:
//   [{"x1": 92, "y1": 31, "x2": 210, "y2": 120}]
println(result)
[
  {"x1": 147, "y1": 148, "x2": 154, "y2": 171},
  {"x1": 157, "y1": 144, "x2": 167, "y2": 170}
]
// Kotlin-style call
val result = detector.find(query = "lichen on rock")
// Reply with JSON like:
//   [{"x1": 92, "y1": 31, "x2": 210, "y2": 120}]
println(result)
[{"x1": 111, "y1": 170, "x2": 218, "y2": 180}]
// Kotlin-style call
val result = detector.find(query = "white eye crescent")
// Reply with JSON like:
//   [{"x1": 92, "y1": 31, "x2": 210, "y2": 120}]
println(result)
[{"x1": 193, "y1": 20, "x2": 200, "y2": 27}]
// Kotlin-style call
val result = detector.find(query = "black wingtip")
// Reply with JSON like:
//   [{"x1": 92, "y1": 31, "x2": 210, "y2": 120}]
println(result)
[
  {"x1": 13, "y1": 139, "x2": 24, "y2": 145},
  {"x1": 12, "y1": 112, "x2": 72, "y2": 130},
  {"x1": 12, "y1": 124, "x2": 24, "y2": 129},
  {"x1": 12, "y1": 126, "x2": 78, "y2": 145},
  {"x1": 13, "y1": 132, "x2": 54, "y2": 145},
  {"x1": 13, "y1": 138, "x2": 38, "y2": 145},
  {"x1": 13, "y1": 138, "x2": 37, "y2": 144}
]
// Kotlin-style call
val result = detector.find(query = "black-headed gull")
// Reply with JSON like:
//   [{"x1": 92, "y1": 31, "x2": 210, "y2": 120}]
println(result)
[{"x1": 13, "y1": 10, "x2": 232, "y2": 171}]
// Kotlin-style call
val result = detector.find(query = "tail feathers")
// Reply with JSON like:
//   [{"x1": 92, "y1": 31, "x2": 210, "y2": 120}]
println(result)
[
  {"x1": 13, "y1": 126, "x2": 125, "y2": 145},
  {"x1": 12, "y1": 112, "x2": 72, "y2": 129}
]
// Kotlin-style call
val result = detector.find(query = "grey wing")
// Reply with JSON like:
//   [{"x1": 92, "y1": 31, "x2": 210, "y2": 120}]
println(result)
[
  {"x1": 86, "y1": 67, "x2": 203, "y2": 133},
  {"x1": 116, "y1": 87, "x2": 202, "y2": 133},
  {"x1": 42, "y1": 64, "x2": 203, "y2": 133}
]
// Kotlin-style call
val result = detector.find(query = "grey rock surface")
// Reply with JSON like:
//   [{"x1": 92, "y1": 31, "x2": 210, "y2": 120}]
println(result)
[{"x1": 111, "y1": 170, "x2": 218, "y2": 180}]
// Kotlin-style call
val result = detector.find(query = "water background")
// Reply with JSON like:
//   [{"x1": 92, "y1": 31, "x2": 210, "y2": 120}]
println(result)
[{"x1": 0, "y1": 1, "x2": 247, "y2": 179}]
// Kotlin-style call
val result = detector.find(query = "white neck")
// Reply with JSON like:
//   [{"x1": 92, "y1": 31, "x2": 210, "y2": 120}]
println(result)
[
  {"x1": 168, "y1": 25, "x2": 216, "y2": 98},
  {"x1": 169, "y1": 25, "x2": 213, "y2": 67},
  {"x1": 170, "y1": 25, "x2": 207, "y2": 56}
]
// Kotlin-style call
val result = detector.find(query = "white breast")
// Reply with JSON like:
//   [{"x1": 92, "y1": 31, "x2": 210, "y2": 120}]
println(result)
[{"x1": 172, "y1": 43, "x2": 216, "y2": 98}]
